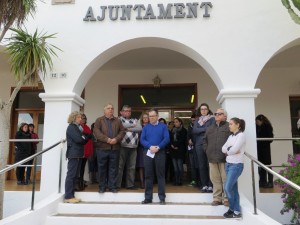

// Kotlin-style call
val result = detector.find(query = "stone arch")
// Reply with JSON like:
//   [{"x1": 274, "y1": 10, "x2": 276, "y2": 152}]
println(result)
[{"x1": 73, "y1": 37, "x2": 222, "y2": 95}]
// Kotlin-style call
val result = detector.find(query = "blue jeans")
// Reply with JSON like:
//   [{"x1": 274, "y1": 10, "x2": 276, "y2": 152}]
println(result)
[{"x1": 224, "y1": 163, "x2": 244, "y2": 213}]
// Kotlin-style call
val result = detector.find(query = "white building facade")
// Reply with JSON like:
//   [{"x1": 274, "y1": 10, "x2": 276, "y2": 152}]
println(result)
[{"x1": 1, "y1": 0, "x2": 300, "y2": 224}]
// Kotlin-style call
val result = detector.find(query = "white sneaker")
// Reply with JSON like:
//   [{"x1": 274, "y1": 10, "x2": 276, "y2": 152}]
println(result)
[
  {"x1": 207, "y1": 186, "x2": 213, "y2": 193},
  {"x1": 201, "y1": 186, "x2": 208, "y2": 192}
]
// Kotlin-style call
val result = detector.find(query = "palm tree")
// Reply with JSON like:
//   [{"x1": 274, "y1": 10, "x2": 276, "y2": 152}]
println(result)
[
  {"x1": 0, "y1": 27, "x2": 59, "y2": 219},
  {"x1": 0, "y1": 0, "x2": 37, "y2": 42},
  {"x1": 282, "y1": 0, "x2": 300, "y2": 24}
]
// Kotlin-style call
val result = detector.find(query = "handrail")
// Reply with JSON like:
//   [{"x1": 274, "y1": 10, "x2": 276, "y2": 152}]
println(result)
[
  {"x1": 257, "y1": 137, "x2": 300, "y2": 141},
  {"x1": 0, "y1": 139, "x2": 66, "y2": 211},
  {"x1": 244, "y1": 151, "x2": 300, "y2": 215},
  {"x1": 245, "y1": 152, "x2": 300, "y2": 191},
  {"x1": 0, "y1": 139, "x2": 66, "y2": 175}
]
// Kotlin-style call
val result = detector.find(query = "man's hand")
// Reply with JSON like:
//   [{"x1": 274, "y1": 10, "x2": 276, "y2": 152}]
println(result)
[
  {"x1": 150, "y1": 146, "x2": 159, "y2": 154},
  {"x1": 109, "y1": 138, "x2": 117, "y2": 145}
]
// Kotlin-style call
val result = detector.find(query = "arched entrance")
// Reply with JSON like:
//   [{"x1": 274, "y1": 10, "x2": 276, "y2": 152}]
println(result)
[{"x1": 76, "y1": 39, "x2": 222, "y2": 192}]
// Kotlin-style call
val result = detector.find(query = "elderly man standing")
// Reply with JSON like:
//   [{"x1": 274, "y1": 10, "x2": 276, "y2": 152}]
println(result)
[
  {"x1": 117, "y1": 105, "x2": 142, "y2": 189},
  {"x1": 93, "y1": 103, "x2": 125, "y2": 193},
  {"x1": 203, "y1": 108, "x2": 231, "y2": 206},
  {"x1": 140, "y1": 108, "x2": 170, "y2": 205}
]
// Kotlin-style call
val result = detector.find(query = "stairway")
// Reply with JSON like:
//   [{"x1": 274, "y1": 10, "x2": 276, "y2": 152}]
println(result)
[{"x1": 44, "y1": 192, "x2": 276, "y2": 225}]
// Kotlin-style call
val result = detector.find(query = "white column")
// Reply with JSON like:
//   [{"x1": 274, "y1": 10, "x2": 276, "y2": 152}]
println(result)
[
  {"x1": 38, "y1": 93, "x2": 85, "y2": 198},
  {"x1": 216, "y1": 88, "x2": 261, "y2": 202}
]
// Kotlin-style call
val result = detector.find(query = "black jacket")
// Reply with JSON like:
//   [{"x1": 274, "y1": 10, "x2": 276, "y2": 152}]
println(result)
[
  {"x1": 256, "y1": 124, "x2": 273, "y2": 165},
  {"x1": 14, "y1": 131, "x2": 32, "y2": 162},
  {"x1": 170, "y1": 127, "x2": 187, "y2": 160}
]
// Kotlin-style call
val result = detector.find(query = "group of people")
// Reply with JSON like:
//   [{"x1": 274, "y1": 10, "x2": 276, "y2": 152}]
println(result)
[
  {"x1": 14, "y1": 123, "x2": 39, "y2": 185},
  {"x1": 64, "y1": 102, "x2": 250, "y2": 219}
]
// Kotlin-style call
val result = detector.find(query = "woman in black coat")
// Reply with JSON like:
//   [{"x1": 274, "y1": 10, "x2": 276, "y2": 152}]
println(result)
[
  {"x1": 15, "y1": 123, "x2": 32, "y2": 185},
  {"x1": 256, "y1": 114, "x2": 274, "y2": 188},
  {"x1": 170, "y1": 117, "x2": 187, "y2": 186},
  {"x1": 64, "y1": 111, "x2": 91, "y2": 203}
]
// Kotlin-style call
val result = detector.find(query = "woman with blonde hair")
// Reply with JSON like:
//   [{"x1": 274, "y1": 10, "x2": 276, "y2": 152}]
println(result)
[{"x1": 64, "y1": 111, "x2": 92, "y2": 203}]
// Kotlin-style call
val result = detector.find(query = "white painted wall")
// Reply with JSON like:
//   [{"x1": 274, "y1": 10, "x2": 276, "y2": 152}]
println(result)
[
  {"x1": 255, "y1": 67, "x2": 300, "y2": 169},
  {"x1": 84, "y1": 68, "x2": 219, "y2": 123}
]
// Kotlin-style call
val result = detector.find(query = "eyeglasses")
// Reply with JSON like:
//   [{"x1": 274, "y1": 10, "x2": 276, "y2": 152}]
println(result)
[
  {"x1": 149, "y1": 115, "x2": 157, "y2": 117},
  {"x1": 81, "y1": 118, "x2": 87, "y2": 119},
  {"x1": 214, "y1": 112, "x2": 224, "y2": 116},
  {"x1": 200, "y1": 108, "x2": 208, "y2": 111}
]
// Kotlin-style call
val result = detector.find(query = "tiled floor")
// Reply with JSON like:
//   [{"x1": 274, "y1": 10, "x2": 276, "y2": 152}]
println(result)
[{"x1": 4, "y1": 179, "x2": 281, "y2": 193}]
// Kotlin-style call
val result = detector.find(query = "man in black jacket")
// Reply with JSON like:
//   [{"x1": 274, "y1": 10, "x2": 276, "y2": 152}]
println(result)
[{"x1": 203, "y1": 108, "x2": 231, "y2": 206}]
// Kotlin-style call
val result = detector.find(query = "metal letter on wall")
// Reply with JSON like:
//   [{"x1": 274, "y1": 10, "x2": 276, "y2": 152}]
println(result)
[
  {"x1": 83, "y1": 6, "x2": 96, "y2": 21},
  {"x1": 157, "y1": 3, "x2": 173, "y2": 19},
  {"x1": 120, "y1": 5, "x2": 133, "y2": 20}
]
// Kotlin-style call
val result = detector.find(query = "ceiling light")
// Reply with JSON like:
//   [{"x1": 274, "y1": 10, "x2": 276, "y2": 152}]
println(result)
[
  {"x1": 190, "y1": 94, "x2": 194, "y2": 103},
  {"x1": 140, "y1": 95, "x2": 146, "y2": 104}
]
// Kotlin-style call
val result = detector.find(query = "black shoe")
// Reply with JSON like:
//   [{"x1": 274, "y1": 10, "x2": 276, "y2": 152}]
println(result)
[
  {"x1": 141, "y1": 199, "x2": 152, "y2": 204},
  {"x1": 223, "y1": 209, "x2": 234, "y2": 218},
  {"x1": 110, "y1": 189, "x2": 118, "y2": 193},
  {"x1": 126, "y1": 186, "x2": 138, "y2": 190},
  {"x1": 17, "y1": 181, "x2": 23, "y2": 185},
  {"x1": 159, "y1": 200, "x2": 166, "y2": 205},
  {"x1": 266, "y1": 183, "x2": 274, "y2": 188},
  {"x1": 98, "y1": 188, "x2": 105, "y2": 193}
]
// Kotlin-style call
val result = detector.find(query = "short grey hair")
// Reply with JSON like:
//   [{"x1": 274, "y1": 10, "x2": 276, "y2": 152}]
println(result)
[
  {"x1": 103, "y1": 103, "x2": 114, "y2": 110},
  {"x1": 217, "y1": 108, "x2": 227, "y2": 116}
]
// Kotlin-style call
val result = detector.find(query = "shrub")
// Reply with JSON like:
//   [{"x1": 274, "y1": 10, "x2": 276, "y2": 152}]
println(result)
[{"x1": 274, "y1": 154, "x2": 300, "y2": 224}]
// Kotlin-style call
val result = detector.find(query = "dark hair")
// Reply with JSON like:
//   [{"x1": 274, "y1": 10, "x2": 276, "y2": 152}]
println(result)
[
  {"x1": 230, "y1": 117, "x2": 246, "y2": 132},
  {"x1": 197, "y1": 103, "x2": 213, "y2": 116},
  {"x1": 159, "y1": 118, "x2": 167, "y2": 124},
  {"x1": 148, "y1": 108, "x2": 158, "y2": 115},
  {"x1": 19, "y1": 123, "x2": 28, "y2": 132},
  {"x1": 91, "y1": 123, "x2": 95, "y2": 132},
  {"x1": 191, "y1": 114, "x2": 196, "y2": 119},
  {"x1": 173, "y1": 117, "x2": 183, "y2": 125},
  {"x1": 256, "y1": 114, "x2": 273, "y2": 131},
  {"x1": 28, "y1": 123, "x2": 34, "y2": 128}
]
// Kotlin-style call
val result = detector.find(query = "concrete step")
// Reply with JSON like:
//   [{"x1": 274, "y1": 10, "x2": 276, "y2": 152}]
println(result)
[{"x1": 45, "y1": 192, "x2": 242, "y2": 225}]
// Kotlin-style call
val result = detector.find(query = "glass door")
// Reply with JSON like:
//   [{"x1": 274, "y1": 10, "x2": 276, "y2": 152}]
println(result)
[{"x1": 8, "y1": 110, "x2": 44, "y2": 180}]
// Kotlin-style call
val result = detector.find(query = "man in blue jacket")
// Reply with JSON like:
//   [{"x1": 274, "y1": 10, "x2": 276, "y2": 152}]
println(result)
[{"x1": 140, "y1": 108, "x2": 170, "y2": 205}]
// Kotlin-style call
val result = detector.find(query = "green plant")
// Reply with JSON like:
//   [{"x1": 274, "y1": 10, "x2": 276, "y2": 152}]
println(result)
[
  {"x1": 282, "y1": 0, "x2": 300, "y2": 24},
  {"x1": 275, "y1": 154, "x2": 300, "y2": 224}
]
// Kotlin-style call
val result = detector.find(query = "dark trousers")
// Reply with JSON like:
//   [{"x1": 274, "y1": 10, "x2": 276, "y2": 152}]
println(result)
[
  {"x1": 195, "y1": 145, "x2": 211, "y2": 187},
  {"x1": 26, "y1": 159, "x2": 34, "y2": 181},
  {"x1": 16, "y1": 167, "x2": 25, "y2": 182},
  {"x1": 79, "y1": 158, "x2": 87, "y2": 180},
  {"x1": 188, "y1": 151, "x2": 198, "y2": 182},
  {"x1": 97, "y1": 149, "x2": 119, "y2": 191},
  {"x1": 172, "y1": 158, "x2": 183, "y2": 185},
  {"x1": 65, "y1": 158, "x2": 82, "y2": 199},
  {"x1": 259, "y1": 167, "x2": 273, "y2": 185},
  {"x1": 144, "y1": 149, "x2": 166, "y2": 201},
  {"x1": 117, "y1": 146, "x2": 137, "y2": 188}
]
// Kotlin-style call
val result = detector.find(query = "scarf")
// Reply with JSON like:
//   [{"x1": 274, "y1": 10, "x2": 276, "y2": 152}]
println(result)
[
  {"x1": 198, "y1": 115, "x2": 213, "y2": 126},
  {"x1": 172, "y1": 125, "x2": 183, "y2": 142}
]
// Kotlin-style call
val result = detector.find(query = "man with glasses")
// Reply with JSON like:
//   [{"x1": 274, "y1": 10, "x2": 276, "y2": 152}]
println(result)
[
  {"x1": 116, "y1": 105, "x2": 142, "y2": 190},
  {"x1": 140, "y1": 108, "x2": 170, "y2": 205},
  {"x1": 203, "y1": 108, "x2": 231, "y2": 206}
]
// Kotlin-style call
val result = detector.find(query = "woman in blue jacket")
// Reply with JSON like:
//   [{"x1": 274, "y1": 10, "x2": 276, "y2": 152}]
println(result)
[{"x1": 64, "y1": 111, "x2": 91, "y2": 203}]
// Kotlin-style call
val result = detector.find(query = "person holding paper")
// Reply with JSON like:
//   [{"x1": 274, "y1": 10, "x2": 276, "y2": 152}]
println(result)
[{"x1": 140, "y1": 108, "x2": 170, "y2": 205}]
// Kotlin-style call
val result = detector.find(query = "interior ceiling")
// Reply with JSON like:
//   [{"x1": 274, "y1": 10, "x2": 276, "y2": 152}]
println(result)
[{"x1": 100, "y1": 46, "x2": 300, "y2": 71}]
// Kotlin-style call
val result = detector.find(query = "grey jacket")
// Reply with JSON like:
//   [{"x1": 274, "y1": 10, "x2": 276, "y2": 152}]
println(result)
[{"x1": 203, "y1": 121, "x2": 231, "y2": 163}]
